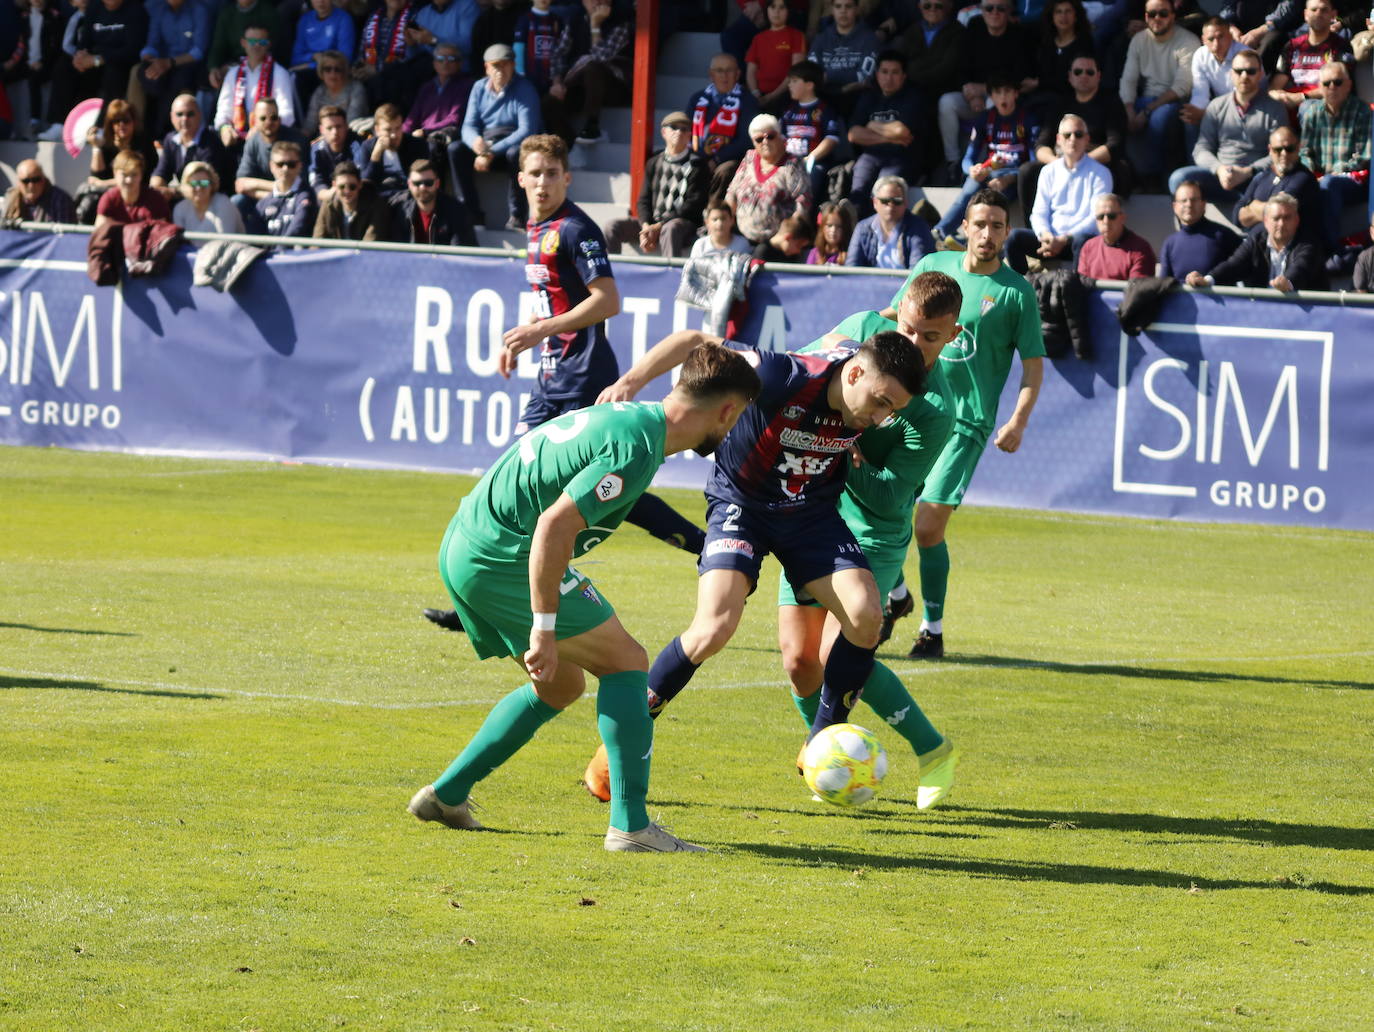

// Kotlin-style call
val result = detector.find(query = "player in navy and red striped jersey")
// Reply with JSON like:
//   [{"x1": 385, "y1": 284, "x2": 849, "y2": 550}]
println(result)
[
  {"x1": 423, "y1": 134, "x2": 705, "y2": 632},
  {"x1": 580, "y1": 326, "x2": 927, "y2": 797}
]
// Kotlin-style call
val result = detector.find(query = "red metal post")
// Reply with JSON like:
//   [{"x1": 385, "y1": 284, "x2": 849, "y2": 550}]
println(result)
[{"x1": 628, "y1": 0, "x2": 659, "y2": 216}]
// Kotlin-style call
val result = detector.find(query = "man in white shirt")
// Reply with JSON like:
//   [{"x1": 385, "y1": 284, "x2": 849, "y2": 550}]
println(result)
[
  {"x1": 214, "y1": 23, "x2": 296, "y2": 144},
  {"x1": 1004, "y1": 114, "x2": 1111, "y2": 273},
  {"x1": 1181, "y1": 16, "x2": 1245, "y2": 151}
]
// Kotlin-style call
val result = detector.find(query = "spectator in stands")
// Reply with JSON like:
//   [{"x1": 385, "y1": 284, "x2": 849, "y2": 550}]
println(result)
[
  {"x1": 77, "y1": 98, "x2": 155, "y2": 223},
  {"x1": 725, "y1": 112, "x2": 812, "y2": 244},
  {"x1": 3, "y1": 158, "x2": 74, "y2": 222},
  {"x1": 1228, "y1": 0, "x2": 1298, "y2": 74},
  {"x1": 367, "y1": 101, "x2": 426, "y2": 198},
  {"x1": 137, "y1": 0, "x2": 211, "y2": 138},
  {"x1": 752, "y1": 213, "x2": 813, "y2": 262},
  {"x1": 172, "y1": 160, "x2": 244, "y2": 233},
  {"x1": 1158, "y1": 178, "x2": 1240, "y2": 277},
  {"x1": 1269, "y1": 0, "x2": 1352, "y2": 110},
  {"x1": 254, "y1": 139, "x2": 316, "y2": 238},
  {"x1": 40, "y1": 0, "x2": 147, "y2": 139},
  {"x1": 354, "y1": 0, "x2": 416, "y2": 109},
  {"x1": 602, "y1": 111, "x2": 707, "y2": 257},
  {"x1": 403, "y1": 43, "x2": 472, "y2": 156},
  {"x1": 550, "y1": 0, "x2": 632, "y2": 143},
  {"x1": 1020, "y1": 53, "x2": 1129, "y2": 218},
  {"x1": 207, "y1": 0, "x2": 286, "y2": 95},
  {"x1": 1005, "y1": 112, "x2": 1110, "y2": 272},
  {"x1": 310, "y1": 106, "x2": 370, "y2": 202},
  {"x1": 1076, "y1": 192, "x2": 1156, "y2": 277},
  {"x1": 1187, "y1": 192, "x2": 1326, "y2": 290},
  {"x1": 314, "y1": 160, "x2": 390, "y2": 239},
  {"x1": 689, "y1": 52, "x2": 759, "y2": 203},
  {"x1": 38, "y1": 0, "x2": 84, "y2": 138},
  {"x1": 1232, "y1": 126, "x2": 1323, "y2": 239},
  {"x1": 94, "y1": 149, "x2": 170, "y2": 228},
  {"x1": 1036, "y1": 0, "x2": 1095, "y2": 103},
  {"x1": 809, "y1": 0, "x2": 880, "y2": 118},
  {"x1": 290, "y1": 0, "x2": 355, "y2": 102},
  {"x1": 806, "y1": 199, "x2": 855, "y2": 264},
  {"x1": 846, "y1": 49, "x2": 922, "y2": 216},
  {"x1": 1119, "y1": 0, "x2": 1199, "y2": 187},
  {"x1": 896, "y1": 0, "x2": 963, "y2": 173},
  {"x1": 232, "y1": 98, "x2": 307, "y2": 221},
  {"x1": 151, "y1": 96, "x2": 227, "y2": 203},
  {"x1": 450, "y1": 43, "x2": 541, "y2": 230},
  {"x1": 1299, "y1": 59, "x2": 1370, "y2": 247},
  {"x1": 1353, "y1": 212, "x2": 1374, "y2": 291},
  {"x1": 471, "y1": 0, "x2": 524, "y2": 66},
  {"x1": 846, "y1": 173, "x2": 935, "y2": 267},
  {"x1": 689, "y1": 198, "x2": 753, "y2": 257},
  {"x1": 390, "y1": 157, "x2": 478, "y2": 245},
  {"x1": 933, "y1": 76, "x2": 1037, "y2": 243},
  {"x1": 408, "y1": 0, "x2": 480, "y2": 69},
  {"x1": 1166, "y1": 49, "x2": 1286, "y2": 204},
  {"x1": 936, "y1": 0, "x2": 1036, "y2": 182},
  {"x1": 513, "y1": 0, "x2": 572, "y2": 142},
  {"x1": 1181, "y1": 16, "x2": 1243, "y2": 148},
  {"x1": 305, "y1": 51, "x2": 369, "y2": 130},
  {"x1": 215, "y1": 23, "x2": 297, "y2": 144},
  {"x1": 11, "y1": 0, "x2": 60, "y2": 140},
  {"x1": 746, "y1": 0, "x2": 806, "y2": 113},
  {"x1": 780, "y1": 60, "x2": 845, "y2": 202}
]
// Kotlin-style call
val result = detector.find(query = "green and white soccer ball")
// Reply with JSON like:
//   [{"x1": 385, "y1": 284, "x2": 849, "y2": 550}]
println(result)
[{"x1": 802, "y1": 723, "x2": 888, "y2": 807}]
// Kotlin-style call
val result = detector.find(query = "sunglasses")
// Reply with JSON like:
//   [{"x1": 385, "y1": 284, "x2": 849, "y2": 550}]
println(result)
[
  {"x1": 982, "y1": 3, "x2": 1009, "y2": 11},
  {"x1": 321, "y1": 65, "x2": 345, "y2": 73},
  {"x1": 435, "y1": 54, "x2": 459, "y2": 62},
  {"x1": 1271, "y1": 143, "x2": 1298, "y2": 152},
  {"x1": 187, "y1": 178, "x2": 212, "y2": 187},
  {"x1": 1145, "y1": 9, "x2": 1171, "y2": 16},
  {"x1": 107, "y1": 115, "x2": 132, "y2": 124},
  {"x1": 1232, "y1": 66, "x2": 1259, "y2": 75},
  {"x1": 172, "y1": 109, "x2": 197, "y2": 117},
  {"x1": 410, "y1": 178, "x2": 437, "y2": 187},
  {"x1": 1059, "y1": 129, "x2": 1086, "y2": 137},
  {"x1": 1095, "y1": 211, "x2": 1121, "y2": 220},
  {"x1": 1320, "y1": 77, "x2": 1345, "y2": 87},
  {"x1": 272, "y1": 159, "x2": 299, "y2": 168},
  {"x1": 752, "y1": 132, "x2": 778, "y2": 142},
  {"x1": 19, "y1": 175, "x2": 43, "y2": 184},
  {"x1": 244, "y1": 37, "x2": 271, "y2": 46},
  {"x1": 1071, "y1": 67, "x2": 1098, "y2": 75},
  {"x1": 920, "y1": 1, "x2": 944, "y2": 8},
  {"x1": 875, "y1": 196, "x2": 906, "y2": 206},
  {"x1": 335, "y1": 180, "x2": 359, "y2": 190},
  {"x1": 260, "y1": 114, "x2": 281, "y2": 122}
]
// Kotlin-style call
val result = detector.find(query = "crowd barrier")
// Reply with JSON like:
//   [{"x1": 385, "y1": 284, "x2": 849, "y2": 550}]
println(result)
[{"x1": 1, "y1": 229, "x2": 1371, "y2": 531}]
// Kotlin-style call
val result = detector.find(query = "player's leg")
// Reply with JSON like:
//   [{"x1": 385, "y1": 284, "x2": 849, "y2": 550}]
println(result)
[
  {"x1": 912, "y1": 499, "x2": 954, "y2": 657},
  {"x1": 649, "y1": 567, "x2": 753, "y2": 712},
  {"x1": 799, "y1": 565, "x2": 883, "y2": 734},
  {"x1": 626, "y1": 492, "x2": 707, "y2": 555},
  {"x1": 777, "y1": 595, "x2": 827, "y2": 726}
]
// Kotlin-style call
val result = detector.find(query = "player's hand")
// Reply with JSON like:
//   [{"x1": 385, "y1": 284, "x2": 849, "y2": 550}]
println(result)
[
  {"x1": 994, "y1": 420, "x2": 1025, "y2": 453},
  {"x1": 596, "y1": 376, "x2": 641, "y2": 404},
  {"x1": 503, "y1": 320, "x2": 547, "y2": 358},
  {"x1": 524, "y1": 629, "x2": 558, "y2": 683},
  {"x1": 848, "y1": 445, "x2": 865, "y2": 468}
]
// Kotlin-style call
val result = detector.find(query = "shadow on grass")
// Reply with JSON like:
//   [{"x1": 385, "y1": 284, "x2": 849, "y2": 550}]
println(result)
[
  {"x1": 936, "y1": 653, "x2": 1374, "y2": 691},
  {"x1": 0, "y1": 674, "x2": 221, "y2": 700},
  {"x1": 941, "y1": 806, "x2": 1374, "y2": 853},
  {"x1": 703, "y1": 800, "x2": 987, "y2": 839},
  {"x1": 0, "y1": 621, "x2": 136, "y2": 637},
  {"x1": 727, "y1": 840, "x2": 1374, "y2": 895}
]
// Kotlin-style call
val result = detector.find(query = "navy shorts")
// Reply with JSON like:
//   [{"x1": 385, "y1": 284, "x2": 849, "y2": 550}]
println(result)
[
  {"x1": 698, "y1": 495, "x2": 870, "y2": 597},
  {"x1": 514, "y1": 392, "x2": 591, "y2": 436}
]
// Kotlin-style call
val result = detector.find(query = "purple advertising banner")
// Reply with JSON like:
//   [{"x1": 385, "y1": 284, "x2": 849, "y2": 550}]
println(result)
[{"x1": 2, "y1": 231, "x2": 1371, "y2": 530}]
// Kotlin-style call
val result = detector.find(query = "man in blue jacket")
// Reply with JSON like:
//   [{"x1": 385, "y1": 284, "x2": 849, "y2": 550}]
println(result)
[
  {"x1": 137, "y1": 0, "x2": 211, "y2": 137},
  {"x1": 846, "y1": 175, "x2": 935, "y2": 269},
  {"x1": 448, "y1": 43, "x2": 542, "y2": 230},
  {"x1": 255, "y1": 139, "x2": 317, "y2": 239}
]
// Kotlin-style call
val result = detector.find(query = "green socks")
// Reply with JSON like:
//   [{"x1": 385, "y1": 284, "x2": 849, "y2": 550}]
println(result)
[
  {"x1": 597, "y1": 670, "x2": 653, "y2": 833},
  {"x1": 433, "y1": 682, "x2": 559, "y2": 805},
  {"x1": 791, "y1": 689, "x2": 820, "y2": 726},
  {"x1": 918, "y1": 542, "x2": 949, "y2": 624},
  {"x1": 859, "y1": 661, "x2": 944, "y2": 755}
]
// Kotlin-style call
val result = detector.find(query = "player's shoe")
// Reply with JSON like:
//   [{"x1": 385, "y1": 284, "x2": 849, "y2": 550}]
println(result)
[
  {"x1": 916, "y1": 739, "x2": 959, "y2": 810},
  {"x1": 582, "y1": 744, "x2": 611, "y2": 803},
  {"x1": 422, "y1": 608, "x2": 466, "y2": 632},
  {"x1": 907, "y1": 629, "x2": 944, "y2": 659},
  {"x1": 407, "y1": 785, "x2": 484, "y2": 829},
  {"x1": 604, "y1": 821, "x2": 706, "y2": 852},
  {"x1": 877, "y1": 592, "x2": 916, "y2": 645}
]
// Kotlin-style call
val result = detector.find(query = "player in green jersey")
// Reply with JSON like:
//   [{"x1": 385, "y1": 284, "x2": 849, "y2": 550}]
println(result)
[
  {"x1": 407, "y1": 341, "x2": 760, "y2": 853},
  {"x1": 879, "y1": 188, "x2": 1045, "y2": 660},
  {"x1": 778, "y1": 270, "x2": 964, "y2": 807}
]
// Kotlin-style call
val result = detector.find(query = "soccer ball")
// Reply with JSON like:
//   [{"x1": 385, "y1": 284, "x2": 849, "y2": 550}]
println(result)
[{"x1": 801, "y1": 723, "x2": 888, "y2": 807}]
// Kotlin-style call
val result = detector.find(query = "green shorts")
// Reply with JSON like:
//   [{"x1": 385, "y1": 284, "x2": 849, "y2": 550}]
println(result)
[
  {"x1": 438, "y1": 516, "x2": 616, "y2": 661},
  {"x1": 776, "y1": 543, "x2": 907, "y2": 608},
  {"x1": 920, "y1": 430, "x2": 988, "y2": 509}
]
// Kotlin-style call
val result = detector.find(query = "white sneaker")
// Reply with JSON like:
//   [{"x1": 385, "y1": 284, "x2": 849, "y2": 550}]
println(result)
[
  {"x1": 36, "y1": 123, "x2": 65, "y2": 141},
  {"x1": 407, "y1": 784, "x2": 484, "y2": 829},
  {"x1": 604, "y1": 821, "x2": 706, "y2": 853}
]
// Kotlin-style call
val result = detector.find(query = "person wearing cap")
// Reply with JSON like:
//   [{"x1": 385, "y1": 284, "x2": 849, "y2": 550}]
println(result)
[
  {"x1": 601, "y1": 111, "x2": 707, "y2": 257},
  {"x1": 450, "y1": 41, "x2": 544, "y2": 230}
]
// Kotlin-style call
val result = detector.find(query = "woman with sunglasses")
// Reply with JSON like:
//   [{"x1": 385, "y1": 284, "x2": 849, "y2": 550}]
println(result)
[
  {"x1": 1036, "y1": 0, "x2": 1095, "y2": 100},
  {"x1": 723, "y1": 113, "x2": 811, "y2": 245},
  {"x1": 79, "y1": 99, "x2": 157, "y2": 224},
  {"x1": 312, "y1": 160, "x2": 389, "y2": 240},
  {"x1": 303, "y1": 49, "x2": 369, "y2": 131},
  {"x1": 172, "y1": 160, "x2": 244, "y2": 233}
]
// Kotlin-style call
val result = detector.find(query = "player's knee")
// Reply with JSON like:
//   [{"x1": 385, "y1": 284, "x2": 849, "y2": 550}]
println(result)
[
  {"x1": 780, "y1": 643, "x2": 823, "y2": 692},
  {"x1": 848, "y1": 605, "x2": 884, "y2": 649},
  {"x1": 681, "y1": 618, "x2": 737, "y2": 662},
  {"x1": 915, "y1": 524, "x2": 943, "y2": 548}
]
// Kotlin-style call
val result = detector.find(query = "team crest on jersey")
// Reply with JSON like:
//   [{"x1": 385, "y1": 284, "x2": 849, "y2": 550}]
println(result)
[
  {"x1": 581, "y1": 582, "x2": 603, "y2": 605},
  {"x1": 783, "y1": 404, "x2": 806, "y2": 421},
  {"x1": 541, "y1": 231, "x2": 560, "y2": 256},
  {"x1": 595, "y1": 474, "x2": 624, "y2": 501},
  {"x1": 980, "y1": 294, "x2": 996, "y2": 315}
]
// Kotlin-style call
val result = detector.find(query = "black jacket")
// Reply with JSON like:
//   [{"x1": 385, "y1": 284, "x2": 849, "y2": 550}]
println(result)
[
  {"x1": 1208, "y1": 228, "x2": 1327, "y2": 291},
  {"x1": 637, "y1": 149, "x2": 708, "y2": 227},
  {"x1": 1029, "y1": 268, "x2": 1094, "y2": 359},
  {"x1": 389, "y1": 192, "x2": 477, "y2": 247}
]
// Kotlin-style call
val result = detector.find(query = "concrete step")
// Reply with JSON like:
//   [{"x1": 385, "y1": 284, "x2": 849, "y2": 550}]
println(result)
[
  {"x1": 571, "y1": 141, "x2": 631, "y2": 175},
  {"x1": 2, "y1": 139, "x2": 96, "y2": 196},
  {"x1": 658, "y1": 31, "x2": 720, "y2": 78},
  {"x1": 654, "y1": 75, "x2": 708, "y2": 113}
]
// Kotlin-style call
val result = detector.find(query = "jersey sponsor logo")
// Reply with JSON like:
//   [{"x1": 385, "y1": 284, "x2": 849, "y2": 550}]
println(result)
[
  {"x1": 779, "y1": 428, "x2": 851, "y2": 453},
  {"x1": 541, "y1": 231, "x2": 560, "y2": 255},
  {"x1": 778, "y1": 451, "x2": 838, "y2": 475},
  {"x1": 525, "y1": 263, "x2": 550, "y2": 283},
  {"x1": 558, "y1": 568, "x2": 583, "y2": 595},
  {"x1": 705, "y1": 537, "x2": 756, "y2": 558},
  {"x1": 594, "y1": 473, "x2": 624, "y2": 501},
  {"x1": 940, "y1": 329, "x2": 978, "y2": 363},
  {"x1": 575, "y1": 525, "x2": 614, "y2": 554},
  {"x1": 579, "y1": 238, "x2": 604, "y2": 259}
]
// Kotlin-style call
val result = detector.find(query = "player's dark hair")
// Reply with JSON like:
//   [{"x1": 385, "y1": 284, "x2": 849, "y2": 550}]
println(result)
[
  {"x1": 857, "y1": 331, "x2": 926, "y2": 398},
  {"x1": 788, "y1": 59, "x2": 823, "y2": 87},
  {"x1": 675, "y1": 342, "x2": 762, "y2": 404},
  {"x1": 519, "y1": 133, "x2": 569, "y2": 173},
  {"x1": 965, "y1": 187, "x2": 1010, "y2": 220},
  {"x1": 901, "y1": 270, "x2": 963, "y2": 322}
]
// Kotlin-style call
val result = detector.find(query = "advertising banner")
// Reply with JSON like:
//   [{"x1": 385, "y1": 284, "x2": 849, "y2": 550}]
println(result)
[{"x1": 1, "y1": 231, "x2": 1371, "y2": 530}]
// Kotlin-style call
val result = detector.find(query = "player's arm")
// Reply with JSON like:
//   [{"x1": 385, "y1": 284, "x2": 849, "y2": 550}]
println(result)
[
  {"x1": 993, "y1": 356, "x2": 1043, "y2": 453},
  {"x1": 502, "y1": 276, "x2": 621, "y2": 368},
  {"x1": 848, "y1": 418, "x2": 941, "y2": 512},
  {"x1": 523, "y1": 492, "x2": 588, "y2": 684},
  {"x1": 595, "y1": 329, "x2": 725, "y2": 403}
]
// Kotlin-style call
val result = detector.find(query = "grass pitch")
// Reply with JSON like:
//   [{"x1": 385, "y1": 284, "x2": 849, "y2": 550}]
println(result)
[{"x1": 2, "y1": 446, "x2": 1371, "y2": 1032}]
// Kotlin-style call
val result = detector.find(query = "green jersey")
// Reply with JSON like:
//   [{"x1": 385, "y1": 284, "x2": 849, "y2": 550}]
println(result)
[
  {"x1": 802, "y1": 311, "x2": 955, "y2": 549},
  {"x1": 890, "y1": 251, "x2": 1044, "y2": 443},
  {"x1": 455, "y1": 402, "x2": 667, "y2": 564}
]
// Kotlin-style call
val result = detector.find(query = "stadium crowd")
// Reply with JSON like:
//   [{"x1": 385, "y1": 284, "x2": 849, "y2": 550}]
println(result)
[{"x1": 2, "y1": 0, "x2": 1374, "y2": 287}]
